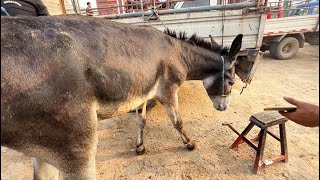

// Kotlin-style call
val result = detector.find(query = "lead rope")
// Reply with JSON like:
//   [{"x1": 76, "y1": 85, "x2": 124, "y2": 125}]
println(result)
[
  {"x1": 221, "y1": 0, "x2": 226, "y2": 94},
  {"x1": 221, "y1": 0, "x2": 226, "y2": 47},
  {"x1": 240, "y1": 83, "x2": 247, "y2": 94},
  {"x1": 148, "y1": 5, "x2": 167, "y2": 29},
  {"x1": 221, "y1": 56, "x2": 225, "y2": 96},
  {"x1": 140, "y1": 0, "x2": 145, "y2": 24},
  {"x1": 220, "y1": 0, "x2": 248, "y2": 95}
]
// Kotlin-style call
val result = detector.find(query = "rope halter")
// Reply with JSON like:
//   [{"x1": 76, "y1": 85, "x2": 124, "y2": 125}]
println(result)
[
  {"x1": 209, "y1": 36, "x2": 230, "y2": 97},
  {"x1": 221, "y1": 56, "x2": 228, "y2": 97}
]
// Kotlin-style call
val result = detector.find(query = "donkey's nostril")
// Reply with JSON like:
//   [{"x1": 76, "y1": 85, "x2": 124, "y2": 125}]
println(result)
[
  {"x1": 219, "y1": 104, "x2": 228, "y2": 111},
  {"x1": 219, "y1": 104, "x2": 224, "y2": 111}
]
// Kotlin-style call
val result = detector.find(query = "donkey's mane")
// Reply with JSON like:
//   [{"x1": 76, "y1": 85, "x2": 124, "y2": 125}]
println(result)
[{"x1": 164, "y1": 28, "x2": 229, "y2": 55}]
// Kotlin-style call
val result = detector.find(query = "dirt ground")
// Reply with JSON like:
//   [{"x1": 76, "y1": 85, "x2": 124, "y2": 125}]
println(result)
[{"x1": 1, "y1": 45, "x2": 319, "y2": 180}]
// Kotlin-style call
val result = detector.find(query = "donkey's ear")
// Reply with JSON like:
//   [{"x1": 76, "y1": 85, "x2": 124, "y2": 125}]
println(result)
[
  {"x1": 209, "y1": 35, "x2": 219, "y2": 49},
  {"x1": 229, "y1": 34, "x2": 243, "y2": 60}
]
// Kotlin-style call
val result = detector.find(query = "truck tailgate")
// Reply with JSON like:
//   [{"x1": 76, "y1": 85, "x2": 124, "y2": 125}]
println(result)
[{"x1": 109, "y1": 9, "x2": 264, "y2": 50}]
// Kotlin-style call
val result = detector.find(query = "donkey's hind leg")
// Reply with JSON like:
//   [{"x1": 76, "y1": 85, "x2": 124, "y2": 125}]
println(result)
[
  {"x1": 135, "y1": 101, "x2": 147, "y2": 155},
  {"x1": 33, "y1": 158, "x2": 60, "y2": 180},
  {"x1": 57, "y1": 102, "x2": 98, "y2": 180},
  {"x1": 62, "y1": 154, "x2": 96, "y2": 180}
]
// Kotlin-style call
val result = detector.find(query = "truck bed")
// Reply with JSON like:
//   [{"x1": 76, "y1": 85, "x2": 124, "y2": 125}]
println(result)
[{"x1": 264, "y1": 14, "x2": 319, "y2": 36}]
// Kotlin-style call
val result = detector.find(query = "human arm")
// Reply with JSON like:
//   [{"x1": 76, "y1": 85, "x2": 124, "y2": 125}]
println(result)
[
  {"x1": 279, "y1": 96, "x2": 319, "y2": 127},
  {"x1": 86, "y1": 7, "x2": 94, "y2": 16}
]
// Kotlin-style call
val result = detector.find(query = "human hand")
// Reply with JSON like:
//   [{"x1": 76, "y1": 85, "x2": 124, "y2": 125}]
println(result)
[{"x1": 279, "y1": 96, "x2": 319, "y2": 127}]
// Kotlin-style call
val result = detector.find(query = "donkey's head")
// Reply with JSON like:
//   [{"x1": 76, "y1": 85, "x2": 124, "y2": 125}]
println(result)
[{"x1": 203, "y1": 34, "x2": 243, "y2": 111}]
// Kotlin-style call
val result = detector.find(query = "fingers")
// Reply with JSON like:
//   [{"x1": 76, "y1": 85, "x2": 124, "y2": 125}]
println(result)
[
  {"x1": 279, "y1": 111, "x2": 289, "y2": 118},
  {"x1": 283, "y1": 96, "x2": 302, "y2": 106}
]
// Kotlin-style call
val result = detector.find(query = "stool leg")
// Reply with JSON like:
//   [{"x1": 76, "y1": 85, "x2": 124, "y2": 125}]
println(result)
[
  {"x1": 251, "y1": 131, "x2": 261, "y2": 142},
  {"x1": 253, "y1": 128, "x2": 268, "y2": 173},
  {"x1": 230, "y1": 122, "x2": 255, "y2": 149},
  {"x1": 279, "y1": 123, "x2": 288, "y2": 163}
]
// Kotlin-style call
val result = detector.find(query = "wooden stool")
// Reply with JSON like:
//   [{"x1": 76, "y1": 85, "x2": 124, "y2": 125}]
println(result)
[{"x1": 230, "y1": 111, "x2": 288, "y2": 173}]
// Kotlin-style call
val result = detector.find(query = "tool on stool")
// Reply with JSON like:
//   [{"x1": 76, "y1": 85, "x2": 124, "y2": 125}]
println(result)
[{"x1": 223, "y1": 111, "x2": 288, "y2": 173}]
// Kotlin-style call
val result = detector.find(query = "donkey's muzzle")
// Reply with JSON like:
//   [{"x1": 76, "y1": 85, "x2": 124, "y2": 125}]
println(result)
[{"x1": 211, "y1": 95, "x2": 231, "y2": 111}]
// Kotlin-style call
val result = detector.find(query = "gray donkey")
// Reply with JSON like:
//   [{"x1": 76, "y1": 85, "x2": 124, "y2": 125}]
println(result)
[{"x1": 1, "y1": 15, "x2": 242, "y2": 179}]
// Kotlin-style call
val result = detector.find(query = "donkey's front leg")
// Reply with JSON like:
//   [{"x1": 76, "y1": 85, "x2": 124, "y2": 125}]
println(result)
[
  {"x1": 135, "y1": 101, "x2": 147, "y2": 155},
  {"x1": 33, "y1": 158, "x2": 60, "y2": 180},
  {"x1": 160, "y1": 93, "x2": 196, "y2": 150}
]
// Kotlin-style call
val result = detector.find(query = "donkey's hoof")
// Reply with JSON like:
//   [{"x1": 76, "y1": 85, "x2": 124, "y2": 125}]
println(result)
[
  {"x1": 186, "y1": 141, "x2": 196, "y2": 150},
  {"x1": 136, "y1": 145, "x2": 145, "y2": 155}
]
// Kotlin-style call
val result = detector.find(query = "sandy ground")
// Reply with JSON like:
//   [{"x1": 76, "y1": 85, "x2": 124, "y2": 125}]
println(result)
[{"x1": 1, "y1": 45, "x2": 319, "y2": 180}]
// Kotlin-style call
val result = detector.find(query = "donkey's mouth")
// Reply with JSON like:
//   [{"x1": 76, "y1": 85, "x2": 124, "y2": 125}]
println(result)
[
  {"x1": 214, "y1": 104, "x2": 228, "y2": 111},
  {"x1": 210, "y1": 95, "x2": 231, "y2": 111}
]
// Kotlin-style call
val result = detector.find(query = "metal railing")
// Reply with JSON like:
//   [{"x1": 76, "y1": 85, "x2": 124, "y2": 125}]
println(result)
[
  {"x1": 97, "y1": 1, "x2": 257, "y2": 19},
  {"x1": 266, "y1": 0, "x2": 319, "y2": 19},
  {"x1": 81, "y1": 0, "x2": 195, "y2": 16}
]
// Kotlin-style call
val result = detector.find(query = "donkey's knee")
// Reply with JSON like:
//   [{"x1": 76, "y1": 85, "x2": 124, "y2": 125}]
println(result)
[
  {"x1": 33, "y1": 158, "x2": 60, "y2": 180},
  {"x1": 173, "y1": 120, "x2": 183, "y2": 131},
  {"x1": 136, "y1": 114, "x2": 146, "y2": 128}
]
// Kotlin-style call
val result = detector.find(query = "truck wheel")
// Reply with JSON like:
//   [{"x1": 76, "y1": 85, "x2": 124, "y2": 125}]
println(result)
[
  {"x1": 273, "y1": 37, "x2": 299, "y2": 60},
  {"x1": 260, "y1": 45, "x2": 268, "y2": 52}
]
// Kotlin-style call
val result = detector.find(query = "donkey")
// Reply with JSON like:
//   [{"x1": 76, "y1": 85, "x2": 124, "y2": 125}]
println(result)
[{"x1": 1, "y1": 15, "x2": 242, "y2": 180}]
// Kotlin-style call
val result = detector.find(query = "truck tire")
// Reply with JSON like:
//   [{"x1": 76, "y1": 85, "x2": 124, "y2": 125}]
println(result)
[
  {"x1": 304, "y1": 32, "x2": 319, "y2": 45},
  {"x1": 260, "y1": 45, "x2": 269, "y2": 52},
  {"x1": 272, "y1": 37, "x2": 299, "y2": 60},
  {"x1": 269, "y1": 42, "x2": 276, "y2": 56}
]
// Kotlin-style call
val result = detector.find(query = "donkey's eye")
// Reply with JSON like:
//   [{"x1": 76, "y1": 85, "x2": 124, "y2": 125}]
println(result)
[{"x1": 229, "y1": 81, "x2": 235, "y2": 85}]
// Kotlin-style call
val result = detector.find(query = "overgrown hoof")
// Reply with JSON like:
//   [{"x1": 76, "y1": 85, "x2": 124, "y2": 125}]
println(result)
[
  {"x1": 136, "y1": 145, "x2": 145, "y2": 155},
  {"x1": 186, "y1": 141, "x2": 196, "y2": 150}
]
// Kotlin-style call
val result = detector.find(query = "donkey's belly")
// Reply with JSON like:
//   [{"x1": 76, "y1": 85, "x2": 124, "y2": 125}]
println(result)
[
  {"x1": 97, "y1": 96, "x2": 152, "y2": 118},
  {"x1": 97, "y1": 79, "x2": 160, "y2": 118}
]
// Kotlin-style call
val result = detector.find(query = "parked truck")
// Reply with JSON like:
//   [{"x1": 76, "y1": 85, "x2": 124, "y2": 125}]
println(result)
[
  {"x1": 96, "y1": 0, "x2": 319, "y2": 83},
  {"x1": 262, "y1": 0, "x2": 319, "y2": 59}
]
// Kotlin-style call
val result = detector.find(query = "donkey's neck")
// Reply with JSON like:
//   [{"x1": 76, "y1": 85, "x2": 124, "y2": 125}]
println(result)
[{"x1": 180, "y1": 43, "x2": 223, "y2": 80}]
